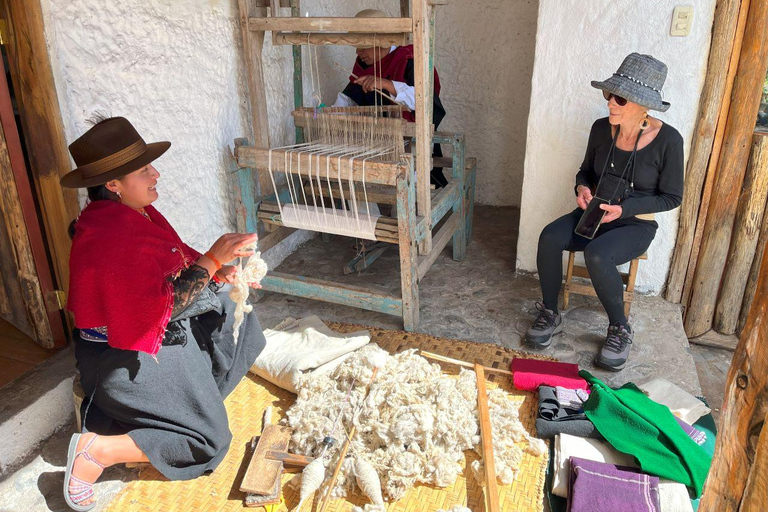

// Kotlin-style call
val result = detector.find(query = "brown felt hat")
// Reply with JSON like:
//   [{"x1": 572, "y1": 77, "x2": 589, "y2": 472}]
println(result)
[{"x1": 60, "y1": 117, "x2": 170, "y2": 188}]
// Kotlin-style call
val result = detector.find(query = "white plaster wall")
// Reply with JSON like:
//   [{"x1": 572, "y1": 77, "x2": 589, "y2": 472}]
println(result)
[
  {"x1": 40, "y1": 0, "x2": 313, "y2": 262},
  {"x1": 517, "y1": 0, "x2": 717, "y2": 294},
  {"x1": 40, "y1": 0, "x2": 538, "y2": 265}
]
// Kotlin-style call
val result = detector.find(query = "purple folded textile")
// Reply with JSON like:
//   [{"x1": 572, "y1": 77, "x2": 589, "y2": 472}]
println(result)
[
  {"x1": 567, "y1": 457, "x2": 661, "y2": 512},
  {"x1": 556, "y1": 386, "x2": 590, "y2": 412},
  {"x1": 675, "y1": 417, "x2": 707, "y2": 446}
]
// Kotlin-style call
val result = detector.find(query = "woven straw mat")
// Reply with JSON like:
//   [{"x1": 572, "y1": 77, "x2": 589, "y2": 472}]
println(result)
[{"x1": 102, "y1": 323, "x2": 552, "y2": 512}]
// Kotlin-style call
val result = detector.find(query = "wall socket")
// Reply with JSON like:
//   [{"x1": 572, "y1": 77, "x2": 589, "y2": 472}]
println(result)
[{"x1": 670, "y1": 5, "x2": 694, "y2": 37}]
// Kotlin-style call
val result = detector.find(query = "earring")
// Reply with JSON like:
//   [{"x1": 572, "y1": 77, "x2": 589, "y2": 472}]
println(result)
[
  {"x1": 640, "y1": 114, "x2": 650, "y2": 130},
  {"x1": 116, "y1": 191, "x2": 122, "y2": 203}
]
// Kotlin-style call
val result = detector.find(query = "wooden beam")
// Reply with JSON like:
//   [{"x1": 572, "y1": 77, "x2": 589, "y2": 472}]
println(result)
[
  {"x1": 739, "y1": 187, "x2": 768, "y2": 333},
  {"x1": 666, "y1": 0, "x2": 747, "y2": 304},
  {"x1": 417, "y1": 212, "x2": 458, "y2": 280},
  {"x1": 398, "y1": 165, "x2": 419, "y2": 331},
  {"x1": 273, "y1": 32, "x2": 407, "y2": 47},
  {"x1": 475, "y1": 363, "x2": 500, "y2": 512},
  {"x1": 249, "y1": 17, "x2": 413, "y2": 33},
  {"x1": 429, "y1": 180, "x2": 460, "y2": 228},
  {"x1": 689, "y1": 330, "x2": 739, "y2": 351},
  {"x1": 678, "y1": 0, "x2": 751, "y2": 310},
  {"x1": 3, "y1": 0, "x2": 80, "y2": 306},
  {"x1": 714, "y1": 132, "x2": 768, "y2": 333},
  {"x1": 235, "y1": 145, "x2": 406, "y2": 186},
  {"x1": 238, "y1": 0, "x2": 272, "y2": 200},
  {"x1": 413, "y1": 0, "x2": 435, "y2": 255},
  {"x1": 260, "y1": 271, "x2": 403, "y2": 316},
  {"x1": 685, "y1": 0, "x2": 768, "y2": 337},
  {"x1": 698, "y1": 220, "x2": 768, "y2": 510}
]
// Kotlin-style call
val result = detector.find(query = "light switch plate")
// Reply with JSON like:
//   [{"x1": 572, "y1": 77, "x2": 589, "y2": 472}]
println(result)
[{"x1": 671, "y1": 5, "x2": 694, "y2": 36}]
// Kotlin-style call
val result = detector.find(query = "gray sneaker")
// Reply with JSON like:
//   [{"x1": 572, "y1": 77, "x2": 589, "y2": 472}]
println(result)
[
  {"x1": 526, "y1": 302, "x2": 563, "y2": 349},
  {"x1": 594, "y1": 323, "x2": 634, "y2": 371}
]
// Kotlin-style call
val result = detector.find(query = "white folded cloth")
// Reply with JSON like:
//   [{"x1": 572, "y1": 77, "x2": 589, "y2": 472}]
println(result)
[
  {"x1": 639, "y1": 378, "x2": 711, "y2": 425},
  {"x1": 250, "y1": 316, "x2": 370, "y2": 393},
  {"x1": 552, "y1": 433, "x2": 637, "y2": 497},
  {"x1": 659, "y1": 479, "x2": 694, "y2": 512}
]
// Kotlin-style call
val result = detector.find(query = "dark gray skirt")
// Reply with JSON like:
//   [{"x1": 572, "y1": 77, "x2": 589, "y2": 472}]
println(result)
[{"x1": 74, "y1": 289, "x2": 265, "y2": 481}]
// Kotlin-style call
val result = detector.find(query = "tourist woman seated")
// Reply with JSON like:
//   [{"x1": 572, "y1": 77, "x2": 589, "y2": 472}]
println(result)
[
  {"x1": 526, "y1": 53, "x2": 684, "y2": 372},
  {"x1": 59, "y1": 116, "x2": 266, "y2": 511}
]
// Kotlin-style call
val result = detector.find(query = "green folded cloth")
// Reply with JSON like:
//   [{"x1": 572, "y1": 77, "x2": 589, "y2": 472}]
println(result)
[{"x1": 580, "y1": 371, "x2": 712, "y2": 497}]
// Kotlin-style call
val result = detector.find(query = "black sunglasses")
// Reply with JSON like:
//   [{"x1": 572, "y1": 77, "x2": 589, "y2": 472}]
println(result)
[{"x1": 603, "y1": 91, "x2": 628, "y2": 106}]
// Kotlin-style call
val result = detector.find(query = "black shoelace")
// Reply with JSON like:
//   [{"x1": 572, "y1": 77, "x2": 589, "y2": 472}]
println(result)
[
  {"x1": 604, "y1": 325, "x2": 632, "y2": 353},
  {"x1": 533, "y1": 302, "x2": 556, "y2": 330}
]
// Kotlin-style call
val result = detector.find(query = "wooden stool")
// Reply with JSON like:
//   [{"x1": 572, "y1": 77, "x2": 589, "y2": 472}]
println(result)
[{"x1": 562, "y1": 251, "x2": 648, "y2": 317}]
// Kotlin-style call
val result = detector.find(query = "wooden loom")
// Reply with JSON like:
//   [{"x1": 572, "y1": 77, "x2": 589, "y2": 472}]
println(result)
[{"x1": 233, "y1": 0, "x2": 476, "y2": 330}]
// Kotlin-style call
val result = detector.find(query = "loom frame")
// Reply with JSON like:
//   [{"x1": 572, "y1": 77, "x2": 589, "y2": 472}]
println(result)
[{"x1": 233, "y1": 0, "x2": 475, "y2": 331}]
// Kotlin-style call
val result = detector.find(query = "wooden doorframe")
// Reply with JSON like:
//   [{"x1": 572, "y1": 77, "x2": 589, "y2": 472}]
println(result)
[
  {"x1": 0, "y1": 52, "x2": 65, "y2": 348},
  {"x1": 1, "y1": 0, "x2": 80, "y2": 346}
]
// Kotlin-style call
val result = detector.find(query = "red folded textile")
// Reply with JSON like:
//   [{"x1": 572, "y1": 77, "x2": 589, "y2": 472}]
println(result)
[
  {"x1": 68, "y1": 200, "x2": 201, "y2": 356},
  {"x1": 510, "y1": 358, "x2": 588, "y2": 392}
]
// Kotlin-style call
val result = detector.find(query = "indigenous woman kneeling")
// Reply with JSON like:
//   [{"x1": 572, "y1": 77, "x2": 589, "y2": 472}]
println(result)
[
  {"x1": 59, "y1": 116, "x2": 266, "y2": 511},
  {"x1": 526, "y1": 53, "x2": 684, "y2": 371}
]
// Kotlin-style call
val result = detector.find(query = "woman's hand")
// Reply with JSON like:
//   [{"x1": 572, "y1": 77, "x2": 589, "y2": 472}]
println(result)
[
  {"x1": 215, "y1": 265, "x2": 238, "y2": 284},
  {"x1": 207, "y1": 233, "x2": 258, "y2": 265},
  {"x1": 576, "y1": 185, "x2": 593, "y2": 210},
  {"x1": 355, "y1": 76, "x2": 395, "y2": 95},
  {"x1": 600, "y1": 203, "x2": 623, "y2": 223}
]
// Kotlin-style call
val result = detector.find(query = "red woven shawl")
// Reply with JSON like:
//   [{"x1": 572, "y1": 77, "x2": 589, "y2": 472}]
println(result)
[{"x1": 68, "y1": 200, "x2": 201, "y2": 355}]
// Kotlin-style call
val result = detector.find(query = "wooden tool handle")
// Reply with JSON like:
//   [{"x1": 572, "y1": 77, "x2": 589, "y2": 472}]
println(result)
[
  {"x1": 266, "y1": 450, "x2": 314, "y2": 467},
  {"x1": 317, "y1": 425, "x2": 357, "y2": 512},
  {"x1": 421, "y1": 350, "x2": 514, "y2": 377},
  {"x1": 475, "y1": 363, "x2": 500, "y2": 512}
]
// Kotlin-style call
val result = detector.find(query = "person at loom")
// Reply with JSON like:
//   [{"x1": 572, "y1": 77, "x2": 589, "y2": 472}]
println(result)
[
  {"x1": 333, "y1": 8, "x2": 448, "y2": 188},
  {"x1": 525, "y1": 53, "x2": 684, "y2": 371},
  {"x1": 58, "y1": 115, "x2": 266, "y2": 511}
]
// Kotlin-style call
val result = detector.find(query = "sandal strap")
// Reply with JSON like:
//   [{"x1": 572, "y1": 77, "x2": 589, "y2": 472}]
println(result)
[
  {"x1": 68, "y1": 475, "x2": 95, "y2": 504},
  {"x1": 76, "y1": 434, "x2": 106, "y2": 469}
]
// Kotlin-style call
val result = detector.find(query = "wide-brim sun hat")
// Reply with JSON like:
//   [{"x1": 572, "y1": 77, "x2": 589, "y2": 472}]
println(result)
[
  {"x1": 61, "y1": 117, "x2": 170, "y2": 188},
  {"x1": 591, "y1": 53, "x2": 671, "y2": 112}
]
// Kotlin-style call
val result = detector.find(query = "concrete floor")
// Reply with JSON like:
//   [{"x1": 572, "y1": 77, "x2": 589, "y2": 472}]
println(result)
[
  {"x1": 0, "y1": 204, "x2": 727, "y2": 512},
  {"x1": 257, "y1": 205, "x2": 702, "y2": 394}
]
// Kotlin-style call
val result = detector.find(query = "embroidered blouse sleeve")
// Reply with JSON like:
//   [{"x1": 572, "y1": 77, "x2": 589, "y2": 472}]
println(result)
[{"x1": 170, "y1": 264, "x2": 211, "y2": 317}]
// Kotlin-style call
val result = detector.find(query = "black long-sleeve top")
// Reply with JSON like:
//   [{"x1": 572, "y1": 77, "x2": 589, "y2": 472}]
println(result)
[{"x1": 575, "y1": 117, "x2": 684, "y2": 219}]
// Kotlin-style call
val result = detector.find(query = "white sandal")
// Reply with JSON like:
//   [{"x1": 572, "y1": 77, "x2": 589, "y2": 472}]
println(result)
[{"x1": 63, "y1": 433, "x2": 105, "y2": 511}]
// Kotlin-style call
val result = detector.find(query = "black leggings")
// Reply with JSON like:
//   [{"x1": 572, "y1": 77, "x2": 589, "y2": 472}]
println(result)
[{"x1": 536, "y1": 208, "x2": 657, "y2": 325}]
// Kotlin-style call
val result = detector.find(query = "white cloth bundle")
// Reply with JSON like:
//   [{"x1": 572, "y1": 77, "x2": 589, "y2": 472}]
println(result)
[
  {"x1": 249, "y1": 316, "x2": 370, "y2": 393},
  {"x1": 639, "y1": 378, "x2": 711, "y2": 425},
  {"x1": 552, "y1": 433, "x2": 637, "y2": 498},
  {"x1": 659, "y1": 480, "x2": 694, "y2": 512}
]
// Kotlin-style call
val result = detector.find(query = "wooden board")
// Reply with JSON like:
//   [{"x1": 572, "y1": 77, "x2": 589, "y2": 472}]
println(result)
[
  {"x1": 273, "y1": 32, "x2": 407, "y2": 47},
  {"x1": 240, "y1": 424, "x2": 292, "y2": 495},
  {"x1": 249, "y1": 16, "x2": 413, "y2": 33},
  {"x1": 235, "y1": 145, "x2": 407, "y2": 187}
]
